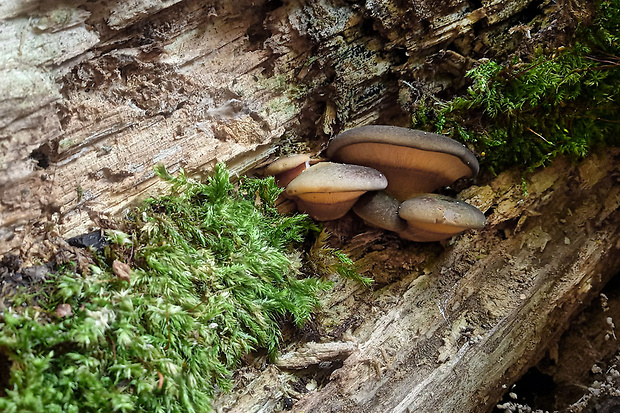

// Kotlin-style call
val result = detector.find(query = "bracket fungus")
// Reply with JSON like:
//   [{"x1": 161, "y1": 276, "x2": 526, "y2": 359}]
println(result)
[
  {"x1": 285, "y1": 162, "x2": 387, "y2": 221},
  {"x1": 264, "y1": 153, "x2": 311, "y2": 188},
  {"x1": 398, "y1": 194, "x2": 486, "y2": 242},
  {"x1": 352, "y1": 191, "x2": 407, "y2": 233},
  {"x1": 326, "y1": 125, "x2": 479, "y2": 201}
]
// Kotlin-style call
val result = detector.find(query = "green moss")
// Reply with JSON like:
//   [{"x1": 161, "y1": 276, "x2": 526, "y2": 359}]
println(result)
[
  {"x1": 0, "y1": 164, "x2": 362, "y2": 412},
  {"x1": 412, "y1": 0, "x2": 620, "y2": 174},
  {"x1": 306, "y1": 229, "x2": 374, "y2": 287}
]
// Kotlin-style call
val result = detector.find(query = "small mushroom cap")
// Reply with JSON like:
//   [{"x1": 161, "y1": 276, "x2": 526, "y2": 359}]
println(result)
[
  {"x1": 286, "y1": 162, "x2": 387, "y2": 195},
  {"x1": 264, "y1": 154, "x2": 310, "y2": 175},
  {"x1": 286, "y1": 162, "x2": 387, "y2": 221},
  {"x1": 326, "y1": 125, "x2": 479, "y2": 201},
  {"x1": 264, "y1": 154, "x2": 311, "y2": 188},
  {"x1": 353, "y1": 191, "x2": 407, "y2": 233},
  {"x1": 398, "y1": 193, "x2": 486, "y2": 242}
]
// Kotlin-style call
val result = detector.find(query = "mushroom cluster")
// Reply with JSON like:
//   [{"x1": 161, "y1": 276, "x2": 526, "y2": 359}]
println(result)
[{"x1": 264, "y1": 125, "x2": 486, "y2": 242}]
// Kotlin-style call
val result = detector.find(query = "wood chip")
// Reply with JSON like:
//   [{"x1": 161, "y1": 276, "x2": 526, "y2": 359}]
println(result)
[
  {"x1": 56, "y1": 303, "x2": 72, "y2": 318},
  {"x1": 112, "y1": 260, "x2": 131, "y2": 282}
]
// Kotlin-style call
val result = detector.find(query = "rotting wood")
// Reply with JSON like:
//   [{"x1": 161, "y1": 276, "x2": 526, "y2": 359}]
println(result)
[
  {"x1": 275, "y1": 341, "x2": 358, "y2": 370},
  {"x1": 215, "y1": 151, "x2": 620, "y2": 412},
  {"x1": 0, "y1": 1, "x2": 614, "y2": 412},
  {"x1": 0, "y1": 0, "x2": 585, "y2": 258}
]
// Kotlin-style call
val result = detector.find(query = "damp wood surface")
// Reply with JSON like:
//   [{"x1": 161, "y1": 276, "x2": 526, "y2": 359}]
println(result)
[{"x1": 1, "y1": 0, "x2": 618, "y2": 412}]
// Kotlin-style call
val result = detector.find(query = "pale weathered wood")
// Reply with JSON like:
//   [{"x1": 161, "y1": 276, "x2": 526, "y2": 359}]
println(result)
[
  {"x1": 275, "y1": 341, "x2": 358, "y2": 370},
  {"x1": 1, "y1": 0, "x2": 289, "y2": 255},
  {"x1": 0, "y1": 0, "x2": 565, "y2": 257}
]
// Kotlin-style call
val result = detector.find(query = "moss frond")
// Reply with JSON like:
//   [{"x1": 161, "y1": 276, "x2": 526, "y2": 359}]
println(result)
[
  {"x1": 0, "y1": 163, "x2": 337, "y2": 413},
  {"x1": 412, "y1": 0, "x2": 620, "y2": 174}
]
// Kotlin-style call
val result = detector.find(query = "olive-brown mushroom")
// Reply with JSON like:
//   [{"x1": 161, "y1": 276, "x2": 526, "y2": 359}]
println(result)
[
  {"x1": 285, "y1": 162, "x2": 387, "y2": 221},
  {"x1": 326, "y1": 125, "x2": 479, "y2": 201},
  {"x1": 352, "y1": 191, "x2": 407, "y2": 233},
  {"x1": 264, "y1": 154, "x2": 311, "y2": 188},
  {"x1": 398, "y1": 194, "x2": 486, "y2": 242}
]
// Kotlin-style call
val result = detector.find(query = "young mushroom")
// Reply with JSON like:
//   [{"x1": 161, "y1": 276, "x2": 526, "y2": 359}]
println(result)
[
  {"x1": 264, "y1": 154, "x2": 311, "y2": 188},
  {"x1": 285, "y1": 162, "x2": 387, "y2": 221},
  {"x1": 398, "y1": 193, "x2": 486, "y2": 242},
  {"x1": 352, "y1": 191, "x2": 407, "y2": 233},
  {"x1": 326, "y1": 125, "x2": 479, "y2": 201}
]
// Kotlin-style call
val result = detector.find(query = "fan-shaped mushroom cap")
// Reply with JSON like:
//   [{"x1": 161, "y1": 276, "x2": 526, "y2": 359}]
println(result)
[
  {"x1": 326, "y1": 125, "x2": 479, "y2": 201},
  {"x1": 264, "y1": 154, "x2": 311, "y2": 188},
  {"x1": 398, "y1": 194, "x2": 486, "y2": 242},
  {"x1": 286, "y1": 162, "x2": 387, "y2": 221},
  {"x1": 352, "y1": 191, "x2": 407, "y2": 233}
]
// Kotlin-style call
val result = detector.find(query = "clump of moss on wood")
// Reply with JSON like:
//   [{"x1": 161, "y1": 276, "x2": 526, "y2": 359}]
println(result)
[
  {"x1": 0, "y1": 163, "x2": 360, "y2": 413},
  {"x1": 413, "y1": 0, "x2": 620, "y2": 174}
]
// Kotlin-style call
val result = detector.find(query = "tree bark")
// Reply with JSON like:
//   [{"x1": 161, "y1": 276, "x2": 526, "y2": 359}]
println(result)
[{"x1": 1, "y1": 1, "x2": 616, "y2": 412}]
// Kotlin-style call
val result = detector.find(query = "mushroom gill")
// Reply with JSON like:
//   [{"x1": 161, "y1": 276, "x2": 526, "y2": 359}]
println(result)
[
  {"x1": 398, "y1": 193, "x2": 486, "y2": 242},
  {"x1": 326, "y1": 125, "x2": 479, "y2": 201}
]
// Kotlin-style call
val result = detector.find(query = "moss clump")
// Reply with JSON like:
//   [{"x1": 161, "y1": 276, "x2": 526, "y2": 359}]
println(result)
[
  {"x1": 0, "y1": 164, "x2": 341, "y2": 412},
  {"x1": 413, "y1": 0, "x2": 620, "y2": 174}
]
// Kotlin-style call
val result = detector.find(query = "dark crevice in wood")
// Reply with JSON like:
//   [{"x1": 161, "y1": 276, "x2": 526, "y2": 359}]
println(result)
[
  {"x1": 514, "y1": 0, "x2": 547, "y2": 25},
  {"x1": 246, "y1": 0, "x2": 283, "y2": 50},
  {"x1": 29, "y1": 144, "x2": 52, "y2": 169},
  {"x1": 498, "y1": 268, "x2": 620, "y2": 412}
]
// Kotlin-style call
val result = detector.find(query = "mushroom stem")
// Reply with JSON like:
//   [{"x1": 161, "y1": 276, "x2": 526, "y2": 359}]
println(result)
[{"x1": 398, "y1": 223, "x2": 473, "y2": 242}]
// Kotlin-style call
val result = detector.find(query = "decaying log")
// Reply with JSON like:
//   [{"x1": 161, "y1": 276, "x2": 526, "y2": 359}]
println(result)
[
  {"x1": 1, "y1": 1, "x2": 616, "y2": 412},
  {"x1": 0, "y1": 0, "x2": 588, "y2": 256},
  {"x1": 215, "y1": 151, "x2": 620, "y2": 413}
]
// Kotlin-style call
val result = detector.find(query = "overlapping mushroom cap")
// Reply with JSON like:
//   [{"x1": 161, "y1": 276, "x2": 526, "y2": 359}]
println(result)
[
  {"x1": 352, "y1": 191, "x2": 407, "y2": 233},
  {"x1": 398, "y1": 194, "x2": 486, "y2": 242},
  {"x1": 285, "y1": 162, "x2": 387, "y2": 221},
  {"x1": 326, "y1": 125, "x2": 479, "y2": 201},
  {"x1": 264, "y1": 154, "x2": 311, "y2": 188}
]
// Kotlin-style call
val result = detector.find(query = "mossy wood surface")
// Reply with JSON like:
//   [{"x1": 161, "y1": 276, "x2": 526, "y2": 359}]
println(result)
[{"x1": 1, "y1": 0, "x2": 618, "y2": 412}]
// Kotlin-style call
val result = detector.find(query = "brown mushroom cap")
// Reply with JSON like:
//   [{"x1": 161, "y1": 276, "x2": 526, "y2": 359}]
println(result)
[
  {"x1": 352, "y1": 191, "x2": 407, "y2": 233},
  {"x1": 286, "y1": 162, "x2": 387, "y2": 221},
  {"x1": 398, "y1": 193, "x2": 486, "y2": 242},
  {"x1": 264, "y1": 154, "x2": 311, "y2": 188},
  {"x1": 326, "y1": 125, "x2": 479, "y2": 201}
]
